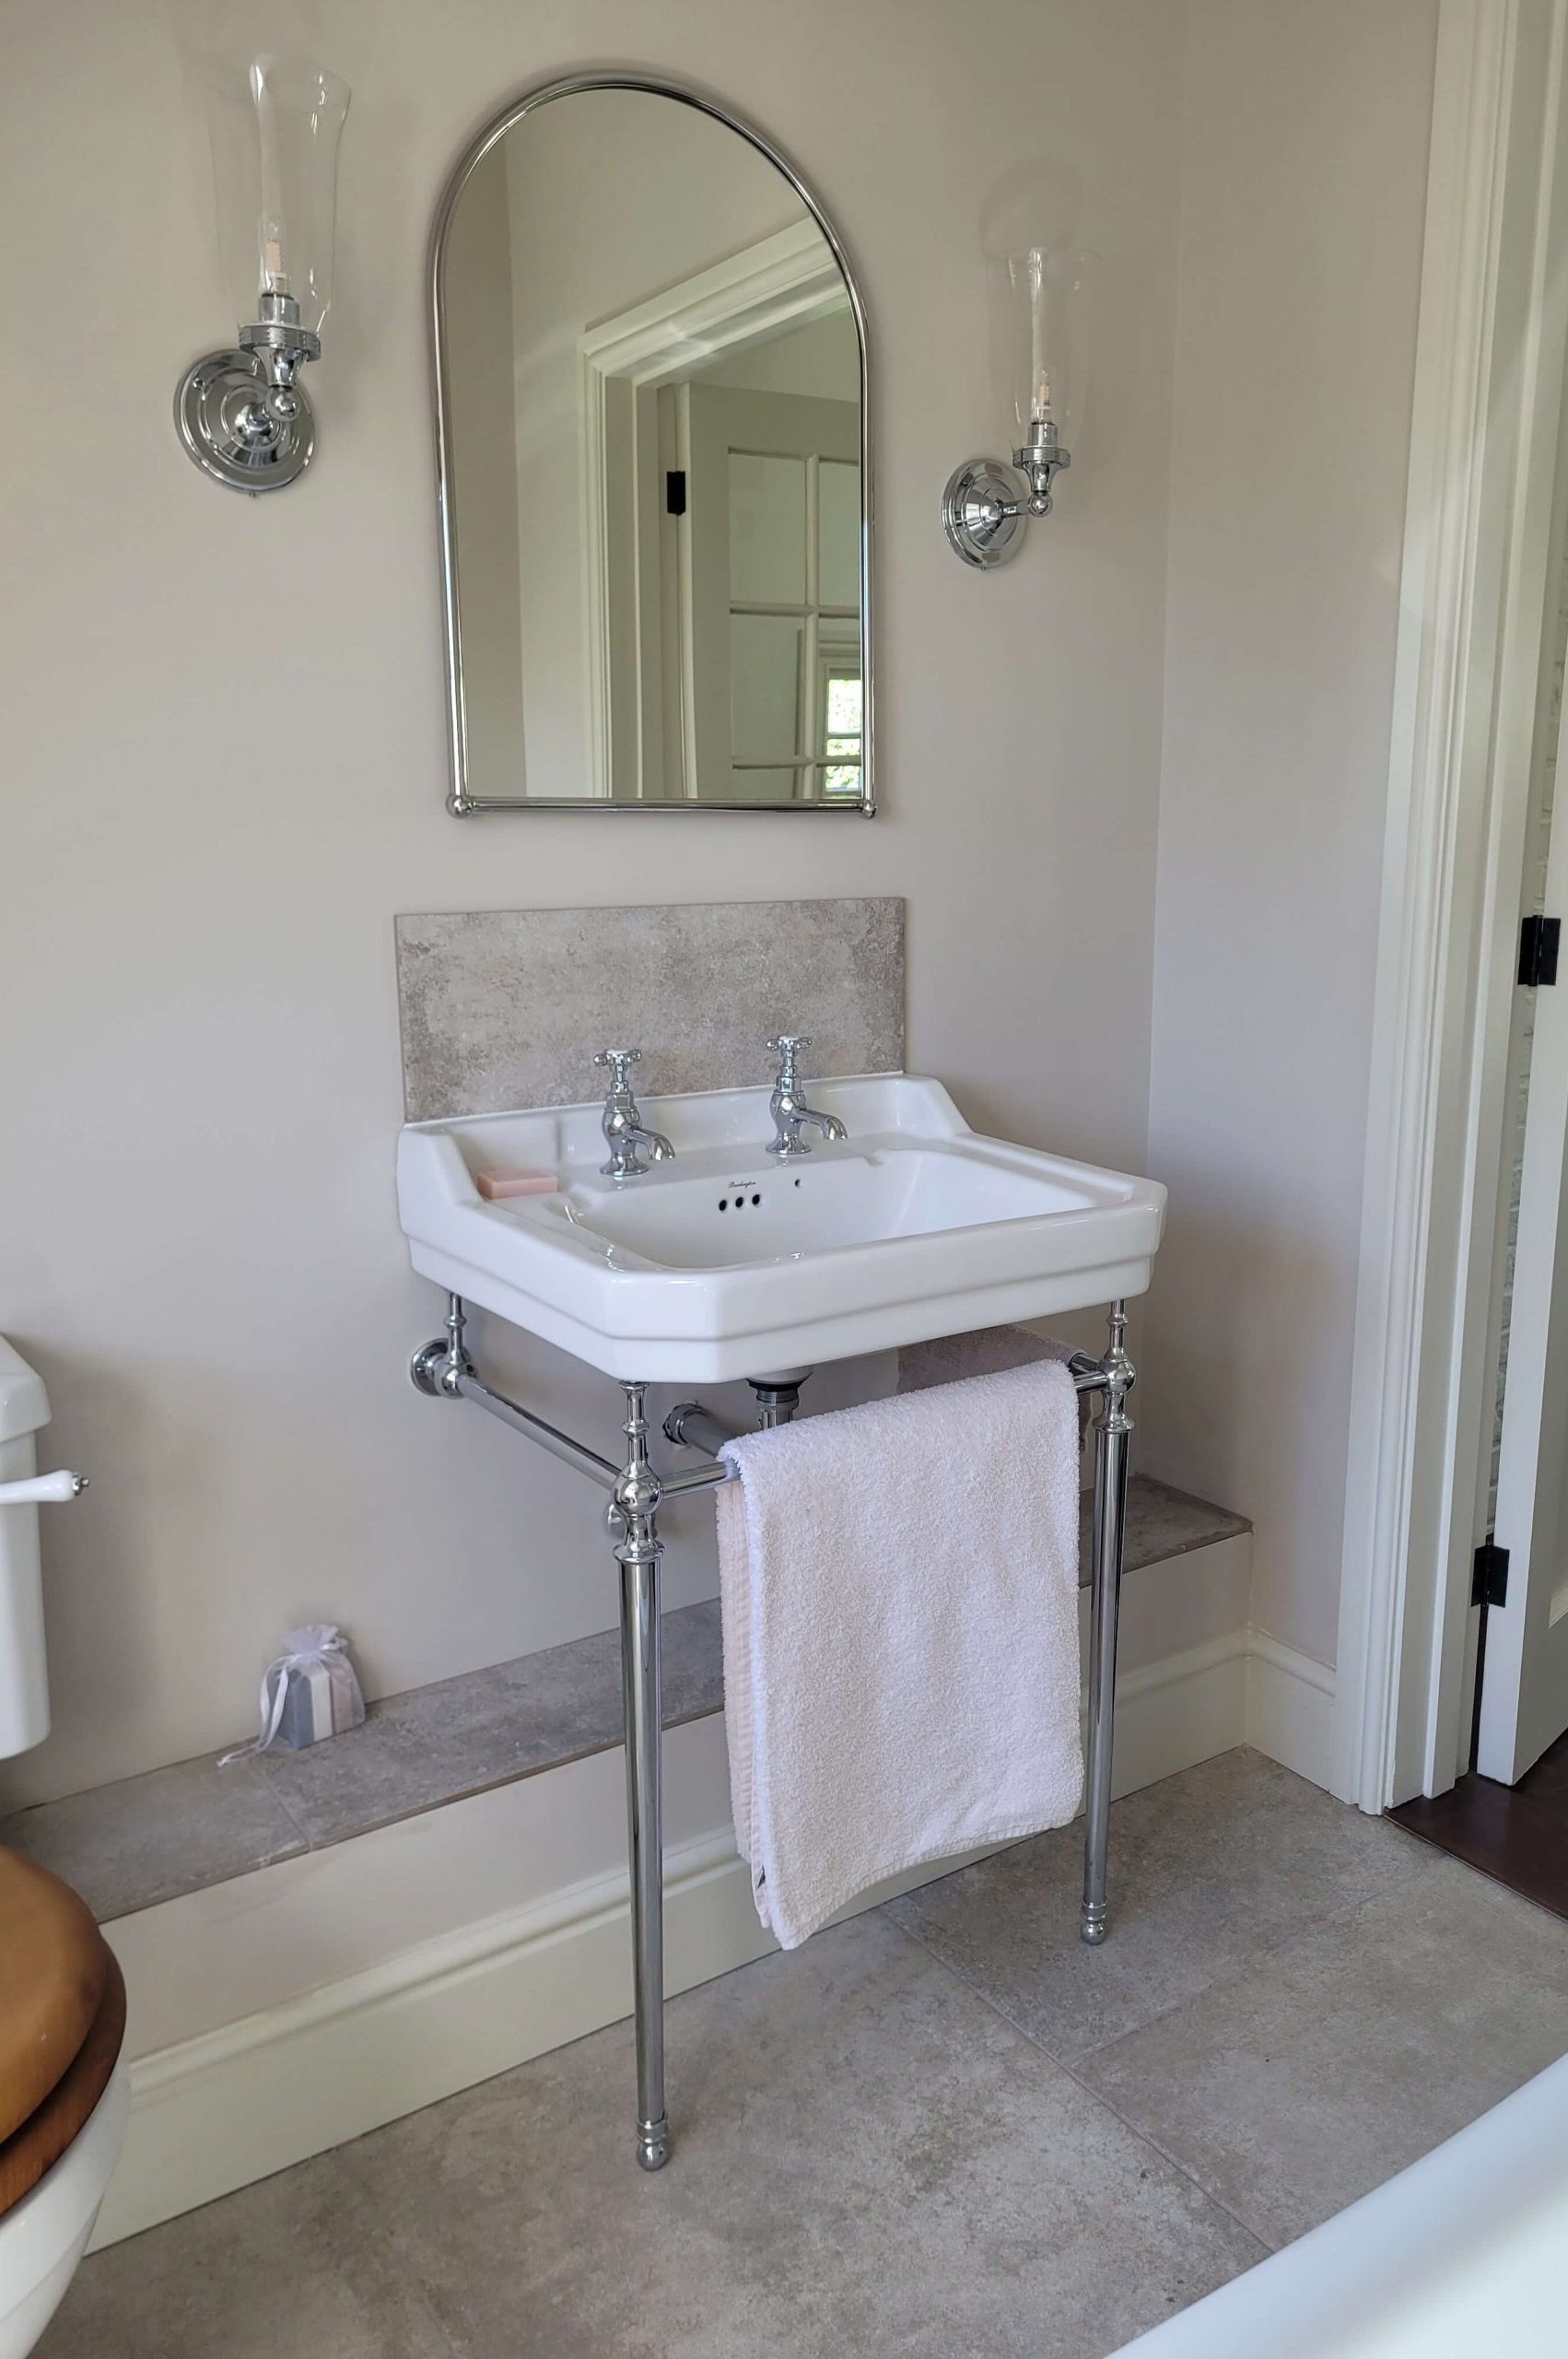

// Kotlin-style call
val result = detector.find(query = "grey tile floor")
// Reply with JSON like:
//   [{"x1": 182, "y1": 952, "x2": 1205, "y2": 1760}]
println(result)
[{"x1": 41, "y1": 1749, "x2": 1568, "y2": 2359}]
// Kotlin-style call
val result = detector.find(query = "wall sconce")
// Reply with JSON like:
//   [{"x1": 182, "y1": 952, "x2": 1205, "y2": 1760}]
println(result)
[
  {"x1": 176, "y1": 57, "x2": 350, "y2": 493},
  {"x1": 943, "y1": 245, "x2": 1092, "y2": 568}
]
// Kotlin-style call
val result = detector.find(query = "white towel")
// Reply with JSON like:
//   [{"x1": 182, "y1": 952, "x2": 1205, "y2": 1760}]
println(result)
[{"x1": 715, "y1": 1356, "x2": 1083, "y2": 1950}]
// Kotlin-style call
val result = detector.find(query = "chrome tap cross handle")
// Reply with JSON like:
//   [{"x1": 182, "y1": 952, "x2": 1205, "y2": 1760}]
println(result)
[
  {"x1": 766, "y1": 1035, "x2": 811, "y2": 1093},
  {"x1": 594, "y1": 1047, "x2": 642, "y2": 1094}
]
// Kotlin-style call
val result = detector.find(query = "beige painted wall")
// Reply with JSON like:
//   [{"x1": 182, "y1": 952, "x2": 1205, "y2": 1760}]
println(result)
[
  {"x1": 0, "y1": 0, "x2": 1182, "y2": 1805},
  {"x1": 1140, "y1": 0, "x2": 1440, "y2": 1670}
]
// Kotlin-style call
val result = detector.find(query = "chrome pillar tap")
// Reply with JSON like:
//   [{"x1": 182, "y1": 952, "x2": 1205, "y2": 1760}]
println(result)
[
  {"x1": 766, "y1": 1035, "x2": 848, "y2": 1159},
  {"x1": 594, "y1": 1050, "x2": 674, "y2": 1180}
]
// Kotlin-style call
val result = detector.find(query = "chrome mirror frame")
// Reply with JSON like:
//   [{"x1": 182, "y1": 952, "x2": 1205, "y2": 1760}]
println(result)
[{"x1": 428, "y1": 71, "x2": 875, "y2": 817}]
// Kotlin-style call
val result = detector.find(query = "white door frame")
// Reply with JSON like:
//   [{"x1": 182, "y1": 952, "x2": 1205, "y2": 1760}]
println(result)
[
  {"x1": 1480, "y1": 661, "x2": 1568, "y2": 1776},
  {"x1": 1334, "y1": 0, "x2": 1568, "y2": 1812}
]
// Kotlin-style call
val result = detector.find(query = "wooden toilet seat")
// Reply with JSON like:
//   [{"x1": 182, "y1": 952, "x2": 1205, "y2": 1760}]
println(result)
[
  {"x1": 0, "y1": 1849, "x2": 124, "y2": 2222},
  {"x1": 0, "y1": 1953, "x2": 124, "y2": 2222}
]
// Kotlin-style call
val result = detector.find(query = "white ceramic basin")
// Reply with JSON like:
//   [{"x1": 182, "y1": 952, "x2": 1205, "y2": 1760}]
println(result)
[{"x1": 396, "y1": 1074, "x2": 1166, "y2": 1383}]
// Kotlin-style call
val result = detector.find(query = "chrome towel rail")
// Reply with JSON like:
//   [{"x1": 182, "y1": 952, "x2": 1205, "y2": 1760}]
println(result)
[{"x1": 411, "y1": 1295, "x2": 1134, "y2": 2170}]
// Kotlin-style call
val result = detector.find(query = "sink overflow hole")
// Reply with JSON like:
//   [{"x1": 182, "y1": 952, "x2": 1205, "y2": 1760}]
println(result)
[{"x1": 718, "y1": 1191, "x2": 766, "y2": 1212}]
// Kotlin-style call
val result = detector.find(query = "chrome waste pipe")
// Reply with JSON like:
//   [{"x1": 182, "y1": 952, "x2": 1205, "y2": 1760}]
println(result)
[
  {"x1": 661, "y1": 1401, "x2": 741, "y2": 1460},
  {"x1": 663, "y1": 1370, "x2": 810, "y2": 1457}
]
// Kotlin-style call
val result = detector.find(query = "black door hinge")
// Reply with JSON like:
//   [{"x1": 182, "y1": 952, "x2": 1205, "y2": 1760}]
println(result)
[
  {"x1": 1472, "y1": 1540, "x2": 1510, "y2": 1608},
  {"x1": 665, "y1": 469, "x2": 687, "y2": 517},
  {"x1": 1519, "y1": 916, "x2": 1560, "y2": 987}
]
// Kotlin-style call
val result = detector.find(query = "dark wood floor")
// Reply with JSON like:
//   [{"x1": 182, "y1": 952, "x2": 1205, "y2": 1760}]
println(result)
[{"x1": 1389, "y1": 1725, "x2": 1568, "y2": 1921}]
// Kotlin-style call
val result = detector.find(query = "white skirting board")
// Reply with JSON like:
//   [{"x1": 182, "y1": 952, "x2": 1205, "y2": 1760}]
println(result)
[
  {"x1": 95, "y1": 1543, "x2": 1344, "y2": 2251},
  {"x1": 1246, "y1": 1629, "x2": 1337, "y2": 1790},
  {"x1": 99, "y1": 1821, "x2": 775, "y2": 2250}
]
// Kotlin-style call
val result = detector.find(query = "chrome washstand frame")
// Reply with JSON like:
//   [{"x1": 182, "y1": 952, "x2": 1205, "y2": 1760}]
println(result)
[
  {"x1": 427, "y1": 71, "x2": 875, "y2": 818},
  {"x1": 411, "y1": 1295, "x2": 1135, "y2": 2170}
]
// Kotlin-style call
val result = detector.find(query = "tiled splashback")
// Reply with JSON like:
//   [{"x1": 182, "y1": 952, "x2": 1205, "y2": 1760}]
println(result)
[{"x1": 394, "y1": 898, "x2": 906, "y2": 1122}]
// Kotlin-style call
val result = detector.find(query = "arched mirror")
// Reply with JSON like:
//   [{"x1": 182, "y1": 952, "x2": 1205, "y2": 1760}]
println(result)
[{"x1": 431, "y1": 76, "x2": 872, "y2": 815}]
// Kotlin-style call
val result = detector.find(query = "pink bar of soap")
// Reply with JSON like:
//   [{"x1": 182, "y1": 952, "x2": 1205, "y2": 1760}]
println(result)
[{"x1": 475, "y1": 1168, "x2": 559, "y2": 1201}]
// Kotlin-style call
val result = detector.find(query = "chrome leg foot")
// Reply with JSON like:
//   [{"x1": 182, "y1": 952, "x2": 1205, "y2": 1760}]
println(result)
[
  {"x1": 637, "y1": 2115, "x2": 671, "y2": 2171},
  {"x1": 1080, "y1": 1902, "x2": 1109, "y2": 1947}
]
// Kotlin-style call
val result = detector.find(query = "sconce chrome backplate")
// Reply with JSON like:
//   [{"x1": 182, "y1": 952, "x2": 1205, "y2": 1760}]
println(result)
[
  {"x1": 175, "y1": 347, "x2": 315, "y2": 494},
  {"x1": 942, "y1": 458, "x2": 1025, "y2": 569}
]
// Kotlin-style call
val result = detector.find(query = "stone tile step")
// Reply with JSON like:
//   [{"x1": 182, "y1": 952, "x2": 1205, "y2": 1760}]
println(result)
[{"x1": 0, "y1": 1474, "x2": 1247, "y2": 1925}]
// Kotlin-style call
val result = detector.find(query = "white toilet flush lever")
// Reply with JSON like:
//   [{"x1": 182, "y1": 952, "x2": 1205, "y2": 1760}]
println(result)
[{"x1": 0, "y1": 1470, "x2": 88, "y2": 1506}]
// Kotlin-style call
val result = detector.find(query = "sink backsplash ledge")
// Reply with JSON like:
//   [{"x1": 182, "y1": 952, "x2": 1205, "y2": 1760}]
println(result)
[{"x1": 394, "y1": 898, "x2": 906, "y2": 1122}]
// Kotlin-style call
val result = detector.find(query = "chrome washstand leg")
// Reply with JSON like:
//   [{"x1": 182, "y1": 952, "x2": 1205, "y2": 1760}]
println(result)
[
  {"x1": 612, "y1": 1382, "x2": 670, "y2": 2170},
  {"x1": 1082, "y1": 1301, "x2": 1134, "y2": 1947}
]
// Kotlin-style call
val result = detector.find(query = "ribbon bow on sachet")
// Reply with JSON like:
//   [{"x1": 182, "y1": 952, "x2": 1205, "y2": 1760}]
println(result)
[{"x1": 220, "y1": 1625, "x2": 352, "y2": 1764}]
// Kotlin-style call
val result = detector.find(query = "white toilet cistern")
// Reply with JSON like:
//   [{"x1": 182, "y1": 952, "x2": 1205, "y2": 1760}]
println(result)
[{"x1": 0, "y1": 1340, "x2": 88, "y2": 1761}]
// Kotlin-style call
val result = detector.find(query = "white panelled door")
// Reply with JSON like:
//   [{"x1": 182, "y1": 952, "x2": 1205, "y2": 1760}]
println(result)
[
  {"x1": 681, "y1": 383, "x2": 861, "y2": 804},
  {"x1": 1480, "y1": 685, "x2": 1568, "y2": 1782}
]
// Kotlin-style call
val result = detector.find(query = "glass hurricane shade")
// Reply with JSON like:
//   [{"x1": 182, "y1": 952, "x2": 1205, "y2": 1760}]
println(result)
[
  {"x1": 214, "y1": 57, "x2": 350, "y2": 340},
  {"x1": 987, "y1": 246, "x2": 1093, "y2": 450}
]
